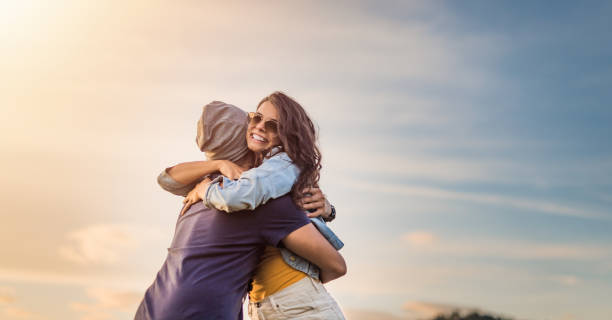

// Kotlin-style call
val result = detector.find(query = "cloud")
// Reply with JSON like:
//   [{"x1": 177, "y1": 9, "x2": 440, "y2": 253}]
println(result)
[
  {"x1": 558, "y1": 314, "x2": 577, "y2": 320},
  {"x1": 0, "y1": 273, "x2": 146, "y2": 320},
  {"x1": 549, "y1": 275, "x2": 581, "y2": 287},
  {"x1": 344, "y1": 302, "x2": 510, "y2": 320},
  {"x1": 58, "y1": 224, "x2": 166, "y2": 265},
  {"x1": 2, "y1": 0, "x2": 494, "y2": 95},
  {"x1": 83, "y1": 287, "x2": 142, "y2": 312},
  {"x1": 338, "y1": 177, "x2": 610, "y2": 220},
  {"x1": 0, "y1": 287, "x2": 44, "y2": 320},
  {"x1": 403, "y1": 301, "x2": 469, "y2": 319},
  {"x1": 330, "y1": 262, "x2": 467, "y2": 296},
  {"x1": 343, "y1": 308, "x2": 405, "y2": 320},
  {"x1": 324, "y1": 138, "x2": 612, "y2": 190},
  {"x1": 399, "y1": 231, "x2": 610, "y2": 261},
  {"x1": 402, "y1": 301, "x2": 507, "y2": 320},
  {"x1": 0, "y1": 287, "x2": 15, "y2": 305},
  {"x1": 401, "y1": 231, "x2": 437, "y2": 247},
  {"x1": 329, "y1": 151, "x2": 504, "y2": 183},
  {"x1": 402, "y1": 301, "x2": 514, "y2": 320},
  {"x1": 2, "y1": 306, "x2": 43, "y2": 320},
  {"x1": 70, "y1": 287, "x2": 142, "y2": 320},
  {"x1": 0, "y1": 267, "x2": 149, "y2": 290}
]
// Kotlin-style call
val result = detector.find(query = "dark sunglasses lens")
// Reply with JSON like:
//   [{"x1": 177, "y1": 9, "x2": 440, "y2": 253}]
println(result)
[
  {"x1": 265, "y1": 121, "x2": 278, "y2": 133},
  {"x1": 250, "y1": 113, "x2": 263, "y2": 124}
]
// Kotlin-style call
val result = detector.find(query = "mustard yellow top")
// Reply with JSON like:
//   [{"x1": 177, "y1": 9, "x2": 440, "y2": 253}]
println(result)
[{"x1": 249, "y1": 246, "x2": 307, "y2": 302}]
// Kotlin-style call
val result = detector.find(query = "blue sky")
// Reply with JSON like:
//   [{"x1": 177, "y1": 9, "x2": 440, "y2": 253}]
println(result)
[{"x1": 1, "y1": 1, "x2": 611, "y2": 319}]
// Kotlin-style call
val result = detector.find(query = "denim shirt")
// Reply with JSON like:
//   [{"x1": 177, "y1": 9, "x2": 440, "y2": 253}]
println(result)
[
  {"x1": 157, "y1": 151, "x2": 343, "y2": 280},
  {"x1": 204, "y1": 152, "x2": 299, "y2": 212}
]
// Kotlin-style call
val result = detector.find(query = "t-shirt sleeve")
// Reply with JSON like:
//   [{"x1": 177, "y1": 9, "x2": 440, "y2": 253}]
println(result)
[
  {"x1": 157, "y1": 167, "x2": 204, "y2": 197},
  {"x1": 257, "y1": 196, "x2": 311, "y2": 247}
]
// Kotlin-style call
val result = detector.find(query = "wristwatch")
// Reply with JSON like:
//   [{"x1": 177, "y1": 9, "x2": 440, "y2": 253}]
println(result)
[{"x1": 324, "y1": 204, "x2": 336, "y2": 222}]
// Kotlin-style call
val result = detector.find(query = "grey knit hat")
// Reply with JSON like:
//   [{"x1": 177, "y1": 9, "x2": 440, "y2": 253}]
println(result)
[{"x1": 195, "y1": 101, "x2": 249, "y2": 162}]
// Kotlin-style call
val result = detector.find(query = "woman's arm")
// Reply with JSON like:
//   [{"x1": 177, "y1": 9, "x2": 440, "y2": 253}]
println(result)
[
  {"x1": 300, "y1": 187, "x2": 344, "y2": 250},
  {"x1": 158, "y1": 160, "x2": 244, "y2": 197},
  {"x1": 281, "y1": 223, "x2": 347, "y2": 283},
  {"x1": 203, "y1": 152, "x2": 299, "y2": 212},
  {"x1": 167, "y1": 160, "x2": 243, "y2": 184},
  {"x1": 166, "y1": 161, "x2": 219, "y2": 185}
]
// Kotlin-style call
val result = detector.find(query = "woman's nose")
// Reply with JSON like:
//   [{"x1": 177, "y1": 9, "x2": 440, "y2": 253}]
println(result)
[{"x1": 254, "y1": 120, "x2": 266, "y2": 132}]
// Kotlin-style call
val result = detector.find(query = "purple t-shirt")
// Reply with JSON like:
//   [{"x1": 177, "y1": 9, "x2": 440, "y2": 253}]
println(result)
[{"x1": 134, "y1": 195, "x2": 310, "y2": 320}]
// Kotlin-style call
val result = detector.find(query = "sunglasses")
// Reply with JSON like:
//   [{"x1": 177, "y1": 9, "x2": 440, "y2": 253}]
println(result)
[{"x1": 248, "y1": 112, "x2": 279, "y2": 134}]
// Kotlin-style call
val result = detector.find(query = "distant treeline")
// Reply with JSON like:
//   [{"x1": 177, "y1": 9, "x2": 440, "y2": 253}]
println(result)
[{"x1": 433, "y1": 311, "x2": 513, "y2": 320}]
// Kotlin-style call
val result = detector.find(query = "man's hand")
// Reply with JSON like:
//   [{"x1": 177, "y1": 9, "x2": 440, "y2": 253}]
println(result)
[
  {"x1": 300, "y1": 187, "x2": 332, "y2": 219},
  {"x1": 180, "y1": 177, "x2": 212, "y2": 216}
]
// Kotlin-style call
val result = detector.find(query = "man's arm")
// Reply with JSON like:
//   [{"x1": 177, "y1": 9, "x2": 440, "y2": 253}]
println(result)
[{"x1": 281, "y1": 223, "x2": 347, "y2": 283}]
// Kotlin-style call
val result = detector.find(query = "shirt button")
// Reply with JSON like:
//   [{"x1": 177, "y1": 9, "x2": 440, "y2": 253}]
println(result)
[{"x1": 289, "y1": 256, "x2": 296, "y2": 261}]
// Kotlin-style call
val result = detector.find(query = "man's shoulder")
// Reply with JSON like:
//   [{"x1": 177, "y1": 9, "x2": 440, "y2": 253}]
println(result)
[
  {"x1": 250, "y1": 195, "x2": 309, "y2": 223},
  {"x1": 180, "y1": 201, "x2": 216, "y2": 218},
  {"x1": 254, "y1": 194, "x2": 296, "y2": 212}
]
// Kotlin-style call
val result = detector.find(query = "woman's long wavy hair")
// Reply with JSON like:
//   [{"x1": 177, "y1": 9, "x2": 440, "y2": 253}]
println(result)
[{"x1": 258, "y1": 91, "x2": 322, "y2": 203}]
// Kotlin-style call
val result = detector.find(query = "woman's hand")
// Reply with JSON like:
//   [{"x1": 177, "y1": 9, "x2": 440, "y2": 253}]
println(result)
[
  {"x1": 300, "y1": 187, "x2": 332, "y2": 219},
  {"x1": 180, "y1": 177, "x2": 212, "y2": 216},
  {"x1": 214, "y1": 160, "x2": 245, "y2": 180}
]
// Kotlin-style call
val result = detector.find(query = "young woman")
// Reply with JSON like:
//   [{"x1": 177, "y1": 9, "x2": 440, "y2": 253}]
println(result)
[{"x1": 160, "y1": 92, "x2": 346, "y2": 319}]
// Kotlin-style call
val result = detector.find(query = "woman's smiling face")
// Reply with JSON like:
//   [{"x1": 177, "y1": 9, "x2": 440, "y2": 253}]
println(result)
[{"x1": 246, "y1": 100, "x2": 281, "y2": 154}]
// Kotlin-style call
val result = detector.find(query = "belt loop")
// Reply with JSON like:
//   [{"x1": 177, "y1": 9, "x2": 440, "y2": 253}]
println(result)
[
  {"x1": 309, "y1": 276, "x2": 321, "y2": 294},
  {"x1": 248, "y1": 302, "x2": 257, "y2": 320}
]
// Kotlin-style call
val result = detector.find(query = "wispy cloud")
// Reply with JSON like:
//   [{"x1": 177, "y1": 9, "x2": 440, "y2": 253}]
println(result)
[
  {"x1": 2, "y1": 307, "x2": 44, "y2": 320},
  {"x1": 343, "y1": 308, "x2": 405, "y2": 320},
  {"x1": 548, "y1": 275, "x2": 581, "y2": 287},
  {"x1": 0, "y1": 286, "x2": 45, "y2": 320},
  {"x1": 326, "y1": 144, "x2": 612, "y2": 189},
  {"x1": 329, "y1": 151, "x2": 507, "y2": 183},
  {"x1": 0, "y1": 287, "x2": 15, "y2": 305},
  {"x1": 401, "y1": 231, "x2": 437, "y2": 247},
  {"x1": 58, "y1": 224, "x2": 166, "y2": 265},
  {"x1": 403, "y1": 301, "x2": 500, "y2": 320},
  {"x1": 338, "y1": 178, "x2": 610, "y2": 220},
  {"x1": 403, "y1": 301, "x2": 468, "y2": 319},
  {"x1": 558, "y1": 314, "x2": 578, "y2": 320},
  {"x1": 70, "y1": 287, "x2": 142, "y2": 320},
  {"x1": 400, "y1": 230, "x2": 610, "y2": 261},
  {"x1": 0, "y1": 268, "x2": 150, "y2": 291},
  {"x1": 343, "y1": 301, "x2": 512, "y2": 320}
]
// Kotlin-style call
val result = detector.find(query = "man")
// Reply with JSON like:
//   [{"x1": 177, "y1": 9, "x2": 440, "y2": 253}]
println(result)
[{"x1": 135, "y1": 195, "x2": 345, "y2": 319}]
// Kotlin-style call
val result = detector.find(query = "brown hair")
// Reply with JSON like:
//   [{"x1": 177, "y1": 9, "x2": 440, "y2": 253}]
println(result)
[{"x1": 257, "y1": 91, "x2": 322, "y2": 203}]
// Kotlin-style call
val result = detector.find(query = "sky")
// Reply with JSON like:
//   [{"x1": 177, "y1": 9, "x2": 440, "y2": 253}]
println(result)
[{"x1": 1, "y1": 0, "x2": 611, "y2": 319}]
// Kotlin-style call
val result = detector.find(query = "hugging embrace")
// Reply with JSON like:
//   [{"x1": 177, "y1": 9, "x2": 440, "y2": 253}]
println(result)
[{"x1": 134, "y1": 92, "x2": 347, "y2": 319}]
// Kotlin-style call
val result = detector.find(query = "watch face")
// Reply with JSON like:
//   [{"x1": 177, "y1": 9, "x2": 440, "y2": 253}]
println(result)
[{"x1": 327, "y1": 205, "x2": 336, "y2": 221}]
